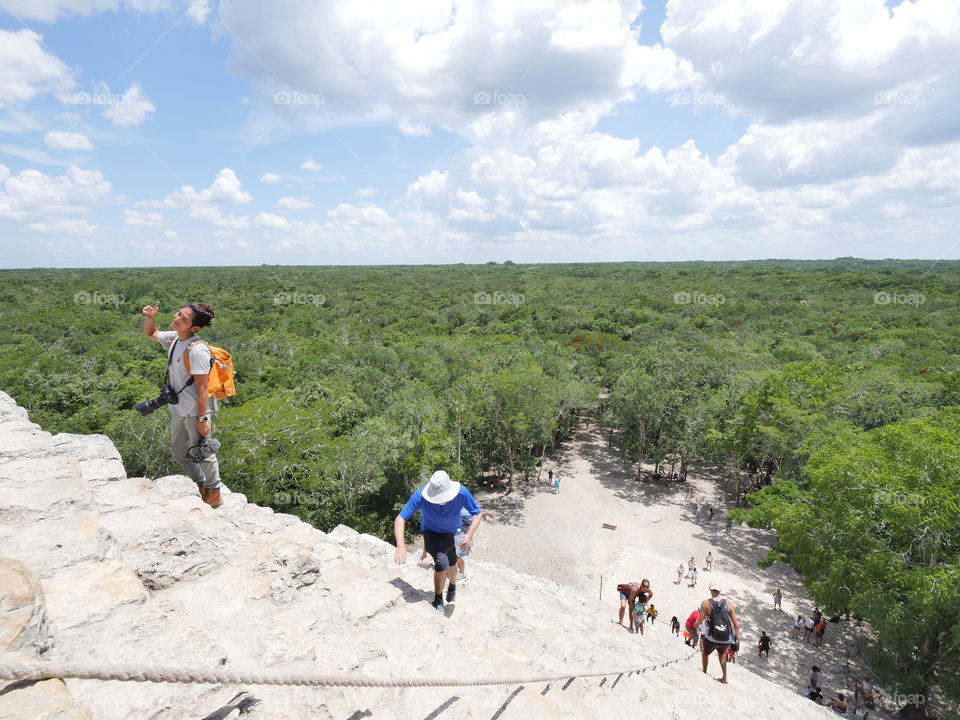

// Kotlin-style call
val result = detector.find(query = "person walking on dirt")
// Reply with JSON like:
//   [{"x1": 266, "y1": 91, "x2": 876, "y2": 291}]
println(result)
[
  {"x1": 705, "y1": 551, "x2": 714, "y2": 571},
  {"x1": 757, "y1": 631, "x2": 771, "y2": 658},
  {"x1": 773, "y1": 588, "x2": 782, "y2": 610},
  {"x1": 695, "y1": 583, "x2": 741, "y2": 684},
  {"x1": 394, "y1": 470, "x2": 483, "y2": 611},
  {"x1": 554, "y1": 471, "x2": 561, "y2": 494},
  {"x1": 676, "y1": 563, "x2": 684, "y2": 584}
]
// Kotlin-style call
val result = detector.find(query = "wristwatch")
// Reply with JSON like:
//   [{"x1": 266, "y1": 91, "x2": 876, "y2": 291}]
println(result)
[{"x1": 198, "y1": 415, "x2": 211, "y2": 423}]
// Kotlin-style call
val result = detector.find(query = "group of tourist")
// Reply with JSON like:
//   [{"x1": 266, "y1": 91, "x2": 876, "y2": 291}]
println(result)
[
  {"x1": 790, "y1": 606, "x2": 829, "y2": 646},
  {"x1": 675, "y1": 551, "x2": 715, "y2": 589},
  {"x1": 617, "y1": 580, "x2": 655, "y2": 635},
  {"x1": 807, "y1": 668, "x2": 882, "y2": 714}
]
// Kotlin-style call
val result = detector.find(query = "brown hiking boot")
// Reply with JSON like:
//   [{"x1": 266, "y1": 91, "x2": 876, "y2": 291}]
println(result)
[
  {"x1": 202, "y1": 486, "x2": 223, "y2": 508},
  {"x1": 197, "y1": 484, "x2": 208, "y2": 502}
]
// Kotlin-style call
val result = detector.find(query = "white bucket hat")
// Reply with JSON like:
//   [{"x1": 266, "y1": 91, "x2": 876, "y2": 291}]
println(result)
[
  {"x1": 709, "y1": 582, "x2": 721, "y2": 592},
  {"x1": 422, "y1": 470, "x2": 460, "y2": 504}
]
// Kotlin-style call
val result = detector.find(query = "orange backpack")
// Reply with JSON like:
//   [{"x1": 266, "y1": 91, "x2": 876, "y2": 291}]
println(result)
[{"x1": 183, "y1": 340, "x2": 236, "y2": 400}]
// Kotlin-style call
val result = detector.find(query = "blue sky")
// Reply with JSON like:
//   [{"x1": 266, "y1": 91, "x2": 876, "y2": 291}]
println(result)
[{"x1": 1, "y1": 0, "x2": 958, "y2": 268}]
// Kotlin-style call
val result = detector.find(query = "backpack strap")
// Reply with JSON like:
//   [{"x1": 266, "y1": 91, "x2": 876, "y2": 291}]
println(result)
[
  {"x1": 167, "y1": 338, "x2": 208, "y2": 394},
  {"x1": 181, "y1": 338, "x2": 210, "y2": 376}
]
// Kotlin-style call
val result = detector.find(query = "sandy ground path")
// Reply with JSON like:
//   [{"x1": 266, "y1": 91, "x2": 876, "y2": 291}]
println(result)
[{"x1": 474, "y1": 416, "x2": 899, "y2": 719}]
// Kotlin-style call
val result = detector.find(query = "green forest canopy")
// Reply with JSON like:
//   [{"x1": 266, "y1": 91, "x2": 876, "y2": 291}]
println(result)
[{"x1": 1, "y1": 260, "x2": 958, "y2": 713}]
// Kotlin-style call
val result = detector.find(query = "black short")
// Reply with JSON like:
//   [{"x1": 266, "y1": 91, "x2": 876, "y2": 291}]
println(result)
[
  {"x1": 701, "y1": 638, "x2": 732, "y2": 656},
  {"x1": 423, "y1": 531, "x2": 457, "y2": 572}
]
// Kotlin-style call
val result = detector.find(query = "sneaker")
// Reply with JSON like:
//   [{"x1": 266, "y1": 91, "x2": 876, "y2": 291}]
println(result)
[
  {"x1": 431, "y1": 595, "x2": 444, "y2": 611},
  {"x1": 445, "y1": 585, "x2": 456, "y2": 603}
]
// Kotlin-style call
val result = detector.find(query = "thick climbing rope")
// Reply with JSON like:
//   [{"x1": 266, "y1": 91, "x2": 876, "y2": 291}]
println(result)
[{"x1": 0, "y1": 650, "x2": 699, "y2": 689}]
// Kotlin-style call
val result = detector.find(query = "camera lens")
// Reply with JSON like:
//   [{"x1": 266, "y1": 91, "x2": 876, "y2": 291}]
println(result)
[{"x1": 135, "y1": 393, "x2": 169, "y2": 416}]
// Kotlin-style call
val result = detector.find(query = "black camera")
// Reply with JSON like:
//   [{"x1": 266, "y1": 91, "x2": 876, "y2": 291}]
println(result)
[{"x1": 135, "y1": 384, "x2": 180, "y2": 416}]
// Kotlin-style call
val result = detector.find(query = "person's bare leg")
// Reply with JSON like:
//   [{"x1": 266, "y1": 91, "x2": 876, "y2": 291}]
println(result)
[
  {"x1": 619, "y1": 600, "x2": 626, "y2": 627},
  {"x1": 701, "y1": 647, "x2": 709, "y2": 674},
  {"x1": 718, "y1": 651, "x2": 728, "y2": 683},
  {"x1": 433, "y1": 571, "x2": 445, "y2": 595},
  {"x1": 457, "y1": 557, "x2": 465, "y2": 576},
  {"x1": 446, "y1": 566, "x2": 457, "y2": 592}
]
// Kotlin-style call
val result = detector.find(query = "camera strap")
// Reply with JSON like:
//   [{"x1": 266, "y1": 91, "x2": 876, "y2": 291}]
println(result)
[{"x1": 165, "y1": 339, "x2": 198, "y2": 395}]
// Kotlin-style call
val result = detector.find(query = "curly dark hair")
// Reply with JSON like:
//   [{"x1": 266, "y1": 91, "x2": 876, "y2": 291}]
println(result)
[{"x1": 187, "y1": 302, "x2": 215, "y2": 328}]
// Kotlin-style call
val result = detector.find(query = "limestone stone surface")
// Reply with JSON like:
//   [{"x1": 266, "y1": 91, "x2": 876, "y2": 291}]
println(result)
[
  {"x1": 0, "y1": 390, "x2": 842, "y2": 720},
  {"x1": 0, "y1": 559, "x2": 50, "y2": 655}
]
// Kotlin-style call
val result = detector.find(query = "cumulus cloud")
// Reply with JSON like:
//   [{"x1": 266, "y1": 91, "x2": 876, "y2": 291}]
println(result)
[
  {"x1": 300, "y1": 157, "x2": 323, "y2": 171},
  {"x1": 44, "y1": 130, "x2": 93, "y2": 151},
  {"x1": 253, "y1": 212, "x2": 291, "y2": 229},
  {"x1": 100, "y1": 82, "x2": 156, "y2": 127},
  {"x1": 0, "y1": 29, "x2": 74, "y2": 107},
  {"x1": 260, "y1": 172, "x2": 281, "y2": 183},
  {"x1": 277, "y1": 195, "x2": 313, "y2": 211},
  {"x1": 123, "y1": 209, "x2": 165, "y2": 227},
  {"x1": 147, "y1": 168, "x2": 252, "y2": 228},
  {"x1": 28, "y1": 218, "x2": 97, "y2": 234},
  {"x1": 0, "y1": 0, "x2": 178, "y2": 22},
  {"x1": 0, "y1": 165, "x2": 111, "y2": 222},
  {"x1": 398, "y1": 118, "x2": 431, "y2": 136},
  {"x1": 186, "y1": 0, "x2": 211, "y2": 24},
  {"x1": 355, "y1": 186, "x2": 377, "y2": 198},
  {"x1": 219, "y1": 0, "x2": 693, "y2": 128},
  {"x1": 660, "y1": 0, "x2": 960, "y2": 123}
]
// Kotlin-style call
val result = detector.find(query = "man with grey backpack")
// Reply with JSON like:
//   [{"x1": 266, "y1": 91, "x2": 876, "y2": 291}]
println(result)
[{"x1": 695, "y1": 583, "x2": 741, "y2": 684}]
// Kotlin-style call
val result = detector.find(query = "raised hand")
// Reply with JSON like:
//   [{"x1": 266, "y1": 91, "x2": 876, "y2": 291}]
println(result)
[{"x1": 142, "y1": 300, "x2": 160, "y2": 318}]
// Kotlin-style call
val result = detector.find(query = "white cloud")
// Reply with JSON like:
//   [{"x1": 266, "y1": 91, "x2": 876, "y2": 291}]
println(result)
[
  {"x1": 300, "y1": 157, "x2": 324, "y2": 171},
  {"x1": 100, "y1": 83, "x2": 156, "y2": 127},
  {"x1": 0, "y1": 165, "x2": 111, "y2": 222},
  {"x1": 661, "y1": 0, "x2": 960, "y2": 124},
  {"x1": 160, "y1": 168, "x2": 253, "y2": 207},
  {"x1": 0, "y1": 0, "x2": 173, "y2": 22},
  {"x1": 355, "y1": 186, "x2": 377, "y2": 198},
  {"x1": 147, "y1": 168, "x2": 252, "y2": 228},
  {"x1": 123, "y1": 209, "x2": 165, "y2": 227},
  {"x1": 398, "y1": 117, "x2": 431, "y2": 136},
  {"x1": 27, "y1": 218, "x2": 97, "y2": 234},
  {"x1": 0, "y1": 29, "x2": 74, "y2": 107},
  {"x1": 253, "y1": 212, "x2": 291, "y2": 229},
  {"x1": 260, "y1": 172, "x2": 281, "y2": 183},
  {"x1": 718, "y1": 116, "x2": 896, "y2": 187},
  {"x1": 43, "y1": 130, "x2": 93, "y2": 151},
  {"x1": 277, "y1": 195, "x2": 313, "y2": 211},
  {"x1": 220, "y1": 0, "x2": 692, "y2": 128},
  {"x1": 186, "y1": 0, "x2": 211, "y2": 24}
]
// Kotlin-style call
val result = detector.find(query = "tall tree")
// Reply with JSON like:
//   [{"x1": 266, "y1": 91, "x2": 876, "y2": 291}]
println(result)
[{"x1": 735, "y1": 410, "x2": 960, "y2": 718}]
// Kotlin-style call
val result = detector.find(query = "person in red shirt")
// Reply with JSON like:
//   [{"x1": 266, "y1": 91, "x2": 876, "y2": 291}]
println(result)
[
  {"x1": 814, "y1": 618, "x2": 827, "y2": 646},
  {"x1": 684, "y1": 608, "x2": 702, "y2": 647}
]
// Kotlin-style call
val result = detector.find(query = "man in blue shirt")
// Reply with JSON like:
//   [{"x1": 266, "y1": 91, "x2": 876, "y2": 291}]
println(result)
[{"x1": 394, "y1": 470, "x2": 483, "y2": 611}]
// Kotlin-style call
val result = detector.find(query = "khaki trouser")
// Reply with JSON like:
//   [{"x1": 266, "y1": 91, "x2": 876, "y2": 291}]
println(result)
[{"x1": 170, "y1": 414, "x2": 221, "y2": 489}]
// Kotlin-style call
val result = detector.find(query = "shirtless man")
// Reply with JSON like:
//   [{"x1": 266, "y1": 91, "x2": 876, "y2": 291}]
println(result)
[{"x1": 617, "y1": 579, "x2": 653, "y2": 632}]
